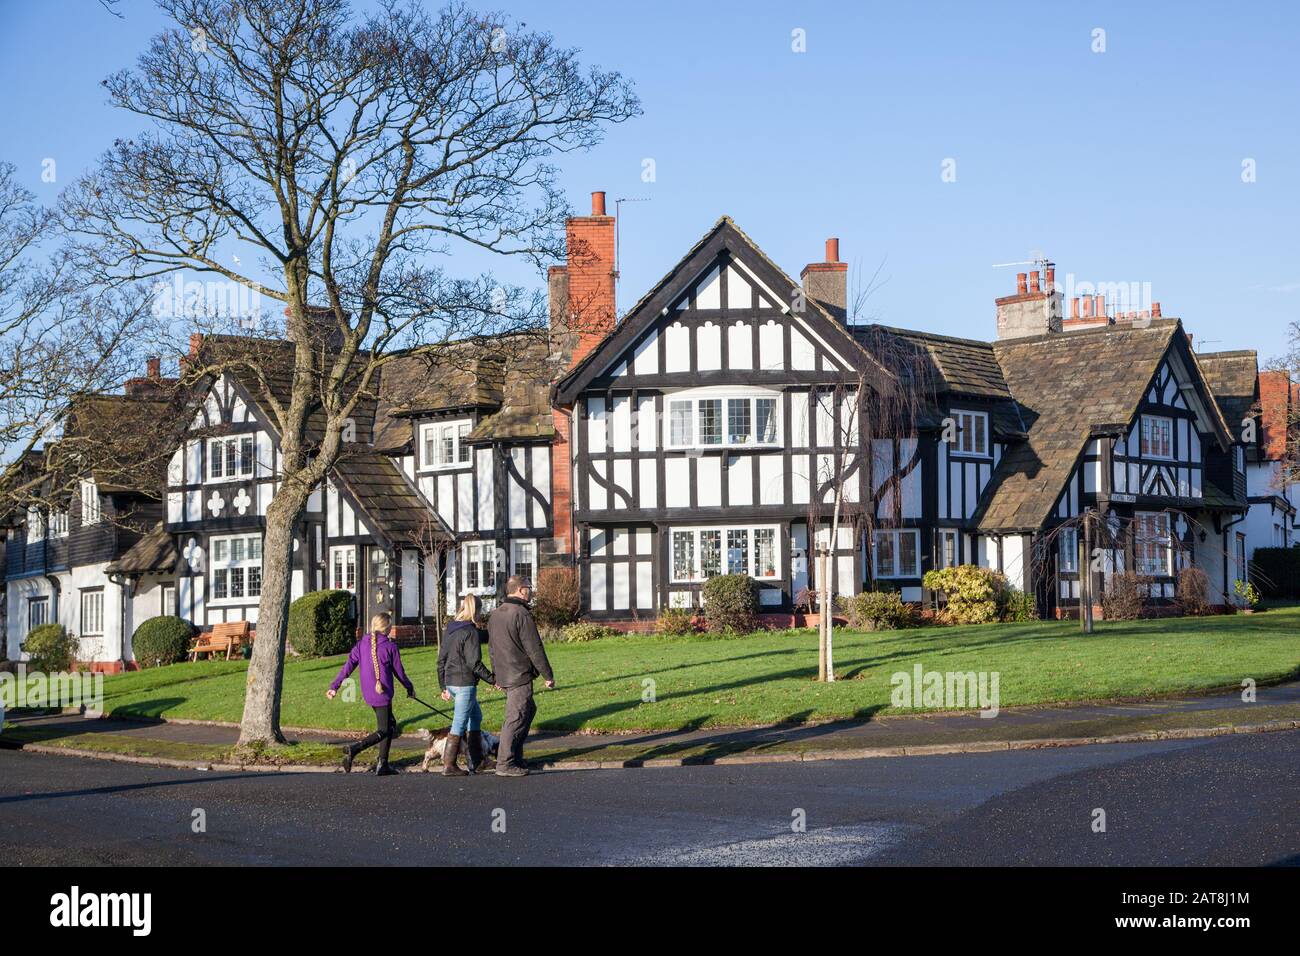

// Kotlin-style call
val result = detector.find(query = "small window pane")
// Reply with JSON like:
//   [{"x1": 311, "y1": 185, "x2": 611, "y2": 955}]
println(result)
[
  {"x1": 900, "y1": 532, "x2": 918, "y2": 576},
  {"x1": 457, "y1": 423, "x2": 471, "y2": 463},
  {"x1": 755, "y1": 528, "x2": 777, "y2": 577},
  {"x1": 755, "y1": 399, "x2": 777, "y2": 443},
  {"x1": 699, "y1": 400, "x2": 722, "y2": 445},
  {"x1": 700, "y1": 530, "x2": 722, "y2": 578},
  {"x1": 727, "y1": 399, "x2": 751, "y2": 445},
  {"x1": 672, "y1": 531, "x2": 695, "y2": 580},
  {"x1": 669, "y1": 401, "x2": 693, "y2": 446},
  {"x1": 726, "y1": 528, "x2": 750, "y2": 575},
  {"x1": 213, "y1": 569, "x2": 228, "y2": 600}
]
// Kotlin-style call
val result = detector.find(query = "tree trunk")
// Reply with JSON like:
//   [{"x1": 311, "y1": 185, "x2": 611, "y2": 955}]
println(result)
[{"x1": 238, "y1": 484, "x2": 311, "y2": 745}]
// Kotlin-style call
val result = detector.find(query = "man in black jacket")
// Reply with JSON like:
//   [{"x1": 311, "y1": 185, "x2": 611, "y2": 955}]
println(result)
[{"x1": 487, "y1": 576, "x2": 554, "y2": 776}]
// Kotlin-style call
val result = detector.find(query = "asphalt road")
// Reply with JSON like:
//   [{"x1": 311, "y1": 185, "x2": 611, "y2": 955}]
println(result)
[{"x1": 2, "y1": 730, "x2": 1297, "y2": 866}]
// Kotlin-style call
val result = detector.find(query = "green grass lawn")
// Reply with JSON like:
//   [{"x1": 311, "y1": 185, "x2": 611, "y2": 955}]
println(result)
[{"x1": 89, "y1": 607, "x2": 1300, "y2": 734}]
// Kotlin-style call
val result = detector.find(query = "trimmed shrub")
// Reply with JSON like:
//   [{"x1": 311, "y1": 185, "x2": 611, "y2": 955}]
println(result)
[
  {"x1": 533, "y1": 567, "x2": 582, "y2": 629},
  {"x1": 838, "y1": 591, "x2": 917, "y2": 631},
  {"x1": 557, "y1": 621, "x2": 619, "y2": 643},
  {"x1": 922, "y1": 565, "x2": 1007, "y2": 625},
  {"x1": 999, "y1": 588, "x2": 1038, "y2": 623},
  {"x1": 24, "y1": 623, "x2": 78, "y2": 672},
  {"x1": 655, "y1": 606, "x2": 697, "y2": 635},
  {"x1": 1102, "y1": 572, "x2": 1152, "y2": 620},
  {"x1": 287, "y1": 589, "x2": 356, "y2": 657},
  {"x1": 1175, "y1": 566, "x2": 1214, "y2": 617},
  {"x1": 701, "y1": 574, "x2": 758, "y2": 633},
  {"x1": 131, "y1": 615, "x2": 194, "y2": 667},
  {"x1": 1250, "y1": 546, "x2": 1300, "y2": 598}
]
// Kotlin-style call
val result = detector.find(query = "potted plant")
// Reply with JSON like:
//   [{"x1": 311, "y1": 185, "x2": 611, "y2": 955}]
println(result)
[{"x1": 1233, "y1": 579, "x2": 1260, "y2": 613}]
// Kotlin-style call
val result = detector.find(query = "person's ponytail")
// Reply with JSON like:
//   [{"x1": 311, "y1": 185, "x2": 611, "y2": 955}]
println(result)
[{"x1": 369, "y1": 612, "x2": 391, "y2": 696}]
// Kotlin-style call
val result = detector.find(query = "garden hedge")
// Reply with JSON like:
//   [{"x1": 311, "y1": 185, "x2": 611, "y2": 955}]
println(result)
[
  {"x1": 1250, "y1": 547, "x2": 1300, "y2": 598},
  {"x1": 287, "y1": 589, "x2": 356, "y2": 657},
  {"x1": 131, "y1": 615, "x2": 194, "y2": 667}
]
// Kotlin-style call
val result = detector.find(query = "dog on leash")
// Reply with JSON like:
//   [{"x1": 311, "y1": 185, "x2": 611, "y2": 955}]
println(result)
[{"x1": 418, "y1": 727, "x2": 499, "y2": 772}]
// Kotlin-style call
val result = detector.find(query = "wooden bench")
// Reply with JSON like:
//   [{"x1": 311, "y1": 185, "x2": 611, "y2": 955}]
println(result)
[{"x1": 189, "y1": 621, "x2": 252, "y2": 661}]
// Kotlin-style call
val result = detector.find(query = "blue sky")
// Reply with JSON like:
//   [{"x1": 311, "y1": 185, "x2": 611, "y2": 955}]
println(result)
[{"x1": 2, "y1": 0, "x2": 1298, "y2": 360}]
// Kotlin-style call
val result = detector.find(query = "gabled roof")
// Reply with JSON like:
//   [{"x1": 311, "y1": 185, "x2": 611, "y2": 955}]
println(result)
[
  {"x1": 1197, "y1": 349, "x2": 1259, "y2": 433},
  {"x1": 106, "y1": 521, "x2": 179, "y2": 575},
  {"x1": 57, "y1": 392, "x2": 184, "y2": 497},
  {"x1": 553, "y1": 217, "x2": 895, "y2": 404},
  {"x1": 975, "y1": 321, "x2": 1229, "y2": 532},
  {"x1": 331, "y1": 450, "x2": 452, "y2": 548}
]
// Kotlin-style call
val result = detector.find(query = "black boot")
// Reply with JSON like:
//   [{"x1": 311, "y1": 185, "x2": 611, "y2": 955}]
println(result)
[
  {"x1": 443, "y1": 735, "x2": 469, "y2": 776},
  {"x1": 466, "y1": 731, "x2": 485, "y2": 774},
  {"x1": 375, "y1": 762, "x2": 398, "y2": 776},
  {"x1": 341, "y1": 743, "x2": 359, "y2": 774}
]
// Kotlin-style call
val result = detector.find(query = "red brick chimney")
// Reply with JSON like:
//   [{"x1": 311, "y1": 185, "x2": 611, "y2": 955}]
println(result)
[
  {"x1": 801, "y1": 237, "x2": 848, "y2": 322},
  {"x1": 1259, "y1": 369, "x2": 1291, "y2": 460},
  {"x1": 996, "y1": 263, "x2": 1062, "y2": 339},
  {"x1": 548, "y1": 191, "x2": 616, "y2": 563}
]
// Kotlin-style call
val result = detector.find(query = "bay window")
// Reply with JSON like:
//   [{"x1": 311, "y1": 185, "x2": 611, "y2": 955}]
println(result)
[
  {"x1": 874, "y1": 529, "x2": 920, "y2": 579},
  {"x1": 670, "y1": 526, "x2": 780, "y2": 581},
  {"x1": 665, "y1": 393, "x2": 781, "y2": 449},
  {"x1": 210, "y1": 533, "x2": 262, "y2": 602}
]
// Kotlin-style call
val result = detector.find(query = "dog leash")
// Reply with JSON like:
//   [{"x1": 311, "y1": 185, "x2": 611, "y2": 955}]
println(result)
[{"x1": 409, "y1": 694, "x2": 454, "y2": 723}]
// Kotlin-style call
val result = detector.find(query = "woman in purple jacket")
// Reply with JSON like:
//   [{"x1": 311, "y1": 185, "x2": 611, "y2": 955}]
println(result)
[{"x1": 326, "y1": 612, "x2": 414, "y2": 776}]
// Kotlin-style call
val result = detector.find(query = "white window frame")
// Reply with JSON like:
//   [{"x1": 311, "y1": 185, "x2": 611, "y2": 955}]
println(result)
[
  {"x1": 208, "y1": 435, "x2": 256, "y2": 483},
  {"x1": 1134, "y1": 512, "x2": 1172, "y2": 577},
  {"x1": 28, "y1": 596, "x2": 49, "y2": 630},
  {"x1": 80, "y1": 588, "x2": 104, "y2": 638},
  {"x1": 461, "y1": 540, "x2": 497, "y2": 594},
  {"x1": 873, "y1": 528, "x2": 921, "y2": 579},
  {"x1": 668, "y1": 525, "x2": 781, "y2": 583},
  {"x1": 161, "y1": 583, "x2": 177, "y2": 617},
  {"x1": 663, "y1": 391, "x2": 782, "y2": 450},
  {"x1": 330, "y1": 545, "x2": 357, "y2": 592},
  {"x1": 510, "y1": 539, "x2": 536, "y2": 585},
  {"x1": 949, "y1": 410, "x2": 990, "y2": 458},
  {"x1": 938, "y1": 529, "x2": 959, "y2": 568},
  {"x1": 419, "y1": 419, "x2": 473, "y2": 470},
  {"x1": 209, "y1": 532, "x2": 263, "y2": 604},
  {"x1": 1140, "y1": 415, "x2": 1174, "y2": 460},
  {"x1": 80, "y1": 479, "x2": 101, "y2": 526}
]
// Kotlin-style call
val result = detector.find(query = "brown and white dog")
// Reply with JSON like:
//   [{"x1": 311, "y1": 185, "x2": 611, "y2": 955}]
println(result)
[{"x1": 418, "y1": 727, "x2": 499, "y2": 773}]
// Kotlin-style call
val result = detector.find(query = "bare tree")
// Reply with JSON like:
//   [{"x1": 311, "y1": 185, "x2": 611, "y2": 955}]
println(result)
[
  {"x1": 0, "y1": 162, "x2": 156, "y2": 520},
  {"x1": 63, "y1": 0, "x2": 639, "y2": 743},
  {"x1": 405, "y1": 509, "x2": 452, "y2": 646}
]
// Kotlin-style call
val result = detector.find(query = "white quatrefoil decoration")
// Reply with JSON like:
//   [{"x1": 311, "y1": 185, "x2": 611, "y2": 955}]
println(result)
[
  {"x1": 232, "y1": 488, "x2": 252, "y2": 515},
  {"x1": 183, "y1": 538, "x2": 204, "y2": 571},
  {"x1": 206, "y1": 490, "x2": 226, "y2": 516}
]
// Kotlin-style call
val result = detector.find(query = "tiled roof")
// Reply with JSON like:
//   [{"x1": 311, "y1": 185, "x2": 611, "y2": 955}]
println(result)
[
  {"x1": 106, "y1": 521, "x2": 179, "y2": 575},
  {"x1": 975, "y1": 323, "x2": 1185, "y2": 531},
  {"x1": 1197, "y1": 349, "x2": 1259, "y2": 434},
  {"x1": 331, "y1": 450, "x2": 451, "y2": 545},
  {"x1": 59, "y1": 393, "x2": 181, "y2": 496}
]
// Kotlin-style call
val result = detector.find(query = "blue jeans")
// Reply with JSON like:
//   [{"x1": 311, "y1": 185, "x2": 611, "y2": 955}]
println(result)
[{"x1": 447, "y1": 685, "x2": 481, "y2": 735}]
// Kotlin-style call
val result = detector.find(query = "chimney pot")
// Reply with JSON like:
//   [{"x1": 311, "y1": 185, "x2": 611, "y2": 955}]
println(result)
[
  {"x1": 1028, "y1": 271, "x2": 1041, "y2": 293},
  {"x1": 146, "y1": 356, "x2": 161, "y2": 379},
  {"x1": 1070, "y1": 297, "x2": 1080, "y2": 319},
  {"x1": 824, "y1": 238, "x2": 840, "y2": 263},
  {"x1": 1151, "y1": 301, "x2": 1162, "y2": 317},
  {"x1": 591, "y1": 191, "x2": 606, "y2": 216},
  {"x1": 1045, "y1": 266, "x2": 1055, "y2": 291},
  {"x1": 189, "y1": 332, "x2": 203, "y2": 357},
  {"x1": 1093, "y1": 294, "x2": 1105, "y2": 318},
  {"x1": 1016, "y1": 272, "x2": 1028, "y2": 294}
]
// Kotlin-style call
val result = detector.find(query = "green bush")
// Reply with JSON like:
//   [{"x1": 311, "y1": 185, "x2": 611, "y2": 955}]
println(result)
[
  {"x1": 701, "y1": 574, "x2": 758, "y2": 633},
  {"x1": 1250, "y1": 547, "x2": 1300, "y2": 598},
  {"x1": 655, "y1": 606, "x2": 697, "y2": 635},
  {"x1": 287, "y1": 589, "x2": 356, "y2": 657},
  {"x1": 922, "y1": 565, "x2": 1008, "y2": 625},
  {"x1": 131, "y1": 615, "x2": 194, "y2": 667},
  {"x1": 838, "y1": 591, "x2": 917, "y2": 631},
  {"x1": 533, "y1": 567, "x2": 582, "y2": 628},
  {"x1": 24, "y1": 623, "x2": 78, "y2": 672},
  {"x1": 999, "y1": 588, "x2": 1038, "y2": 623},
  {"x1": 558, "y1": 621, "x2": 618, "y2": 643}
]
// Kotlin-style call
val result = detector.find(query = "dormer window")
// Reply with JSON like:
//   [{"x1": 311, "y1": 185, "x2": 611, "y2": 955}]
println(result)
[
  {"x1": 420, "y1": 420, "x2": 472, "y2": 469},
  {"x1": 1140, "y1": 415, "x2": 1174, "y2": 459},
  {"x1": 949, "y1": 410, "x2": 989, "y2": 457}
]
